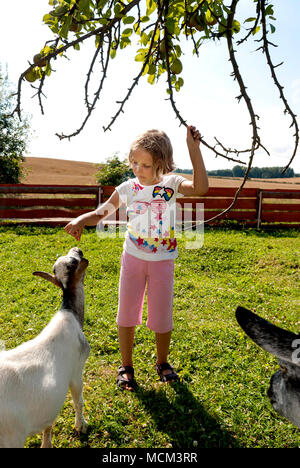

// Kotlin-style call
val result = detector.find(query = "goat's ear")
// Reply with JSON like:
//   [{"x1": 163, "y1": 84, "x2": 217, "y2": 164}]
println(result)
[
  {"x1": 236, "y1": 306, "x2": 298, "y2": 364},
  {"x1": 33, "y1": 271, "x2": 63, "y2": 289}
]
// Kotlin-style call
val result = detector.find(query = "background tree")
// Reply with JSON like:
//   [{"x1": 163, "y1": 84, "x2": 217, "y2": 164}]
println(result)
[
  {"x1": 0, "y1": 66, "x2": 31, "y2": 184},
  {"x1": 12, "y1": 0, "x2": 299, "y2": 221},
  {"x1": 95, "y1": 153, "x2": 134, "y2": 185}
]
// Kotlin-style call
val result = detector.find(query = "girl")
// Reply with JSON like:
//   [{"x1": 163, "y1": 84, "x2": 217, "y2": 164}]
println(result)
[{"x1": 65, "y1": 125, "x2": 208, "y2": 390}]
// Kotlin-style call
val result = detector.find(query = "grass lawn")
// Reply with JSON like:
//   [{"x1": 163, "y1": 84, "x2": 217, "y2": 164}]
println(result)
[{"x1": 0, "y1": 225, "x2": 299, "y2": 448}]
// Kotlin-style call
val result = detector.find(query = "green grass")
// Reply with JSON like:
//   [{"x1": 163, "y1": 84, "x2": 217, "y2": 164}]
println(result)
[{"x1": 0, "y1": 225, "x2": 299, "y2": 448}]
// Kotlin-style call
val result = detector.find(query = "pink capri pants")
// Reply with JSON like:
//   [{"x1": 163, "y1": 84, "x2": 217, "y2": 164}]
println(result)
[{"x1": 117, "y1": 251, "x2": 175, "y2": 333}]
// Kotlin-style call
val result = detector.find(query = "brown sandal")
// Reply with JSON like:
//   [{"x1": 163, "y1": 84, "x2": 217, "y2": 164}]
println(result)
[
  {"x1": 156, "y1": 362, "x2": 179, "y2": 383},
  {"x1": 116, "y1": 365, "x2": 136, "y2": 391}
]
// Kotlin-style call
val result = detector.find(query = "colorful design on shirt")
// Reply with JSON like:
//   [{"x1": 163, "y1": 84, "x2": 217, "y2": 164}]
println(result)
[
  {"x1": 128, "y1": 226, "x2": 177, "y2": 254},
  {"x1": 132, "y1": 199, "x2": 167, "y2": 215},
  {"x1": 152, "y1": 186, "x2": 174, "y2": 201},
  {"x1": 132, "y1": 181, "x2": 144, "y2": 196}
]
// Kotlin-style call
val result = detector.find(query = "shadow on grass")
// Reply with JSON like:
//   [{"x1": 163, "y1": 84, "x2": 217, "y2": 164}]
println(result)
[{"x1": 134, "y1": 380, "x2": 240, "y2": 448}]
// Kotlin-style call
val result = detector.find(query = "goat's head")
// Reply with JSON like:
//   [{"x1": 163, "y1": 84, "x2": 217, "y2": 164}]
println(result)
[
  {"x1": 33, "y1": 247, "x2": 89, "y2": 291},
  {"x1": 236, "y1": 306, "x2": 300, "y2": 429}
]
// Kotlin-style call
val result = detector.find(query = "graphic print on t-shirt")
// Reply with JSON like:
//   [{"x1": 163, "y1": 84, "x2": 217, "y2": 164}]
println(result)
[
  {"x1": 152, "y1": 186, "x2": 174, "y2": 201},
  {"x1": 128, "y1": 185, "x2": 177, "y2": 253},
  {"x1": 114, "y1": 174, "x2": 186, "y2": 260}
]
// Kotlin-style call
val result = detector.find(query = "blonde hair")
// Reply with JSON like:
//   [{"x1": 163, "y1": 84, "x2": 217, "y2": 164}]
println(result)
[{"x1": 129, "y1": 129, "x2": 175, "y2": 177}]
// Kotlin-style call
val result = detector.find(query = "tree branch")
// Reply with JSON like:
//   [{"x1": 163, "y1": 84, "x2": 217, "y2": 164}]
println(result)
[
  {"x1": 12, "y1": 0, "x2": 142, "y2": 120},
  {"x1": 260, "y1": 0, "x2": 299, "y2": 173}
]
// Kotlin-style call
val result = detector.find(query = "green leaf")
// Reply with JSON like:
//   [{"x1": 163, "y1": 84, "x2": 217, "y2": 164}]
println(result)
[
  {"x1": 147, "y1": 74, "x2": 155, "y2": 84},
  {"x1": 264, "y1": 4, "x2": 274, "y2": 16},
  {"x1": 59, "y1": 15, "x2": 72, "y2": 39},
  {"x1": 165, "y1": 18, "x2": 175, "y2": 34},
  {"x1": 78, "y1": 0, "x2": 90, "y2": 16},
  {"x1": 98, "y1": 18, "x2": 109, "y2": 25},
  {"x1": 97, "y1": 0, "x2": 108, "y2": 10},
  {"x1": 251, "y1": 25, "x2": 260, "y2": 35},
  {"x1": 140, "y1": 32, "x2": 149, "y2": 46},
  {"x1": 110, "y1": 48, "x2": 117, "y2": 59},
  {"x1": 270, "y1": 23, "x2": 276, "y2": 33},
  {"x1": 222, "y1": 5, "x2": 232, "y2": 15},
  {"x1": 244, "y1": 17, "x2": 256, "y2": 23},
  {"x1": 120, "y1": 37, "x2": 131, "y2": 49},
  {"x1": 114, "y1": 3, "x2": 122, "y2": 16},
  {"x1": 135, "y1": 51, "x2": 147, "y2": 62},
  {"x1": 122, "y1": 28, "x2": 133, "y2": 37},
  {"x1": 146, "y1": 0, "x2": 157, "y2": 15},
  {"x1": 142, "y1": 63, "x2": 149, "y2": 76},
  {"x1": 175, "y1": 45, "x2": 182, "y2": 57},
  {"x1": 122, "y1": 16, "x2": 135, "y2": 24},
  {"x1": 43, "y1": 14, "x2": 55, "y2": 24},
  {"x1": 148, "y1": 63, "x2": 156, "y2": 75},
  {"x1": 42, "y1": 45, "x2": 52, "y2": 55}
]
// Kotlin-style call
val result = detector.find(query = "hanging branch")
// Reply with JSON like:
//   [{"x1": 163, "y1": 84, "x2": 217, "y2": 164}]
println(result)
[
  {"x1": 56, "y1": 31, "x2": 112, "y2": 140},
  {"x1": 162, "y1": 2, "x2": 250, "y2": 166},
  {"x1": 11, "y1": 0, "x2": 142, "y2": 120},
  {"x1": 259, "y1": 0, "x2": 299, "y2": 173},
  {"x1": 84, "y1": 33, "x2": 104, "y2": 111},
  {"x1": 183, "y1": 0, "x2": 264, "y2": 229},
  {"x1": 237, "y1": 0, "x2": 261, "y2": 46},
  {"x1": 103, "y1": 2, "x2": 165, "y2": 132},
  {"x1": 203, "y1": 0, "x2": 261, "y2": 224}
]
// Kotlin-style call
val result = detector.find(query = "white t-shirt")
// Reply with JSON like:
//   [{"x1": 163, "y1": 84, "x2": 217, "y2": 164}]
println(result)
[{"x1": 115, "y1": 174, "x2": 186, "y2": 261}]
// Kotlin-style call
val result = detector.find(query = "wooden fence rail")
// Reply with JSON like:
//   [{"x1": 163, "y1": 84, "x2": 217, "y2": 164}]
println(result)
[{"x1": 0, "y1": 184, "x2": 299, "y2": 228}]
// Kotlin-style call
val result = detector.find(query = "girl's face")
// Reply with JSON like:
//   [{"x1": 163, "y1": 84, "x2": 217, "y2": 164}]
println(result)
[{"x1": 131, "y1": 148, "x2": 161, "y2": 185}]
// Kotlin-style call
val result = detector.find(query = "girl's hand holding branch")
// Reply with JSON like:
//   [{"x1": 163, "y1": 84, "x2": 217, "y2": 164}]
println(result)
[
  {"x1": 178, "y1": 124, "x2": 208, "y2": 196},
  {"x1": 186, "y1": 125, "x2": 201, "y2": 153}
]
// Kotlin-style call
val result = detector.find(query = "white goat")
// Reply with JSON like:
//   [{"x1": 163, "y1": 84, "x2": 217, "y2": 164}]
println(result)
[
  {"x1": 0, "y1": 247, "x2": 90, "y2": 448},
  {"x1": 236, "y1": 306, "x2": 300, "y2": 429}
]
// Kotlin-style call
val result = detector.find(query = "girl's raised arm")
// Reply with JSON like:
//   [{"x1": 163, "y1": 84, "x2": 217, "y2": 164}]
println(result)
[{"x1": 178, "y1": 125, "x2": 209, "y2": 197}]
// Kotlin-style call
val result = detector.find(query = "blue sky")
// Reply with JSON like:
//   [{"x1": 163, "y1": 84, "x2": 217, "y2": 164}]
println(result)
[{"x1": 1, "y1": 0, "x2": 300, "y2": 173}]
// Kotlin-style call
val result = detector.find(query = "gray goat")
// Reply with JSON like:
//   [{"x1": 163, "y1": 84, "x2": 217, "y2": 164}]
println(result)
[{"x1": 236, "y1": 306, "x2": 300, "y2": 429}]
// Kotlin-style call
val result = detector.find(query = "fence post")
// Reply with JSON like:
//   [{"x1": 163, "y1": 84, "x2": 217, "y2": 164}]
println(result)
[
  {"x1": 257, "y1": 190, "x2": 263, "y2": 229},
  {"x1": 97, "y1": 186, "x2": 103, "y2": 208}
]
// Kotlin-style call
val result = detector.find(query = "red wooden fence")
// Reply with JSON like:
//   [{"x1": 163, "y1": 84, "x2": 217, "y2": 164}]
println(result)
[{"x1": 0, "y1": 184, "x2": 299, "y2": 228}]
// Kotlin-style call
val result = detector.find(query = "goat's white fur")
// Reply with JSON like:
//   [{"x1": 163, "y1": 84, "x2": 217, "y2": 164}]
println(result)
[{"x1": 0, "y1": 248, "x2": 90, "y2": 448}]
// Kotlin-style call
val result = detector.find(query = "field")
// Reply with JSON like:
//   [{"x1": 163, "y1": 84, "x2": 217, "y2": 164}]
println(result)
[
  {"x1": 22, "y1": 157, "x2": 300, "y2": 189},
  {"x1": 0, "y1": 225, "x2": 299, "y2": 448}
]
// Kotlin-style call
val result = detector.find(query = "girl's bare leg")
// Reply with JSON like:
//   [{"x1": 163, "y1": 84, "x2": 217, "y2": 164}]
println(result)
[
  {"x1": 155, "y1": 330, "x2": 175, "y2": 379},
  {"x1": 118, "y1": 326, "x2": 135, "y2": 389}
]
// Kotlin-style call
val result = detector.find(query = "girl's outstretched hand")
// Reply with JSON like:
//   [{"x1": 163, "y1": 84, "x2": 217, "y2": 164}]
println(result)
[{"x1": 64, "y1": 219, "x2": 84, "y2": 242}]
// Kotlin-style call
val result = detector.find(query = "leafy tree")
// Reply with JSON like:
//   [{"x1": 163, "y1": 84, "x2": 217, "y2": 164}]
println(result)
[
  {"x1": 232, "y1": 165, "x2": 245, "y2": 178},
  {"x1": 12, "y1": 0, "x2": 299, "y2": 220},
  {"x1": 0, "y1": 66, "x2": 31, "y2": 184},
  {"x1": 208, "y1": 165, "x2": 295, "y2": 178},
  {"x1": 95, "y1": 153, "x2": 134, "y2": 185}
]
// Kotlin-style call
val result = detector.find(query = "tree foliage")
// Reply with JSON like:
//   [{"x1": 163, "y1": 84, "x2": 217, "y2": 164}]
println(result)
[
  {"x1": 12, "y1": 0, "x2": 299, "y2": 221},
  {"x1": 0, "y1": 67, "x2": 31, "y2": 184},
  {"x1": 95, "y1": 153, "x2": 134, "y2": 185},
  {"x1": 207, "y1": 165, "x2": 295, "y2": 178},
  {"x1": 176, "y1": 165, "x2": 296, "y2": 178}
]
